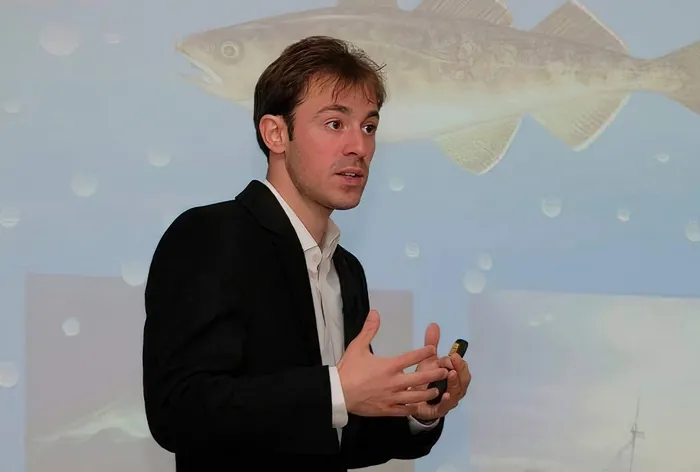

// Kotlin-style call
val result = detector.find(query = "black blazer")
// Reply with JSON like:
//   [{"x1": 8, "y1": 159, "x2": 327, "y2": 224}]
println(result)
[{"x1": 142, "y1": 180, "x2": 444, "y2": 471}]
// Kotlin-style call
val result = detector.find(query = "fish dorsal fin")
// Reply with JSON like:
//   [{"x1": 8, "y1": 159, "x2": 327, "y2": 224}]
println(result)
[
  {"x1": 338, "y1": 0, "x2": 397, "y2": 9},
  {"x1": 532, "y1": 1, "x2": 628, "y2": 53},
  {"x1": 414, "y1": 0, "x2": 513, "y2": 26}
]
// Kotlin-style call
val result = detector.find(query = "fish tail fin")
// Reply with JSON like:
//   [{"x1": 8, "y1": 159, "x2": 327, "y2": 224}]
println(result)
[{"x1": 656, "y1": 40, "x2": 700, "y2": 114}]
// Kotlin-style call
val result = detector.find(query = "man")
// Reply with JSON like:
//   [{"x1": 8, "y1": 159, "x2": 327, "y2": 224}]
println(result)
[{"x1": 142, "y1": 36, "x2": 471, "y2": 471}]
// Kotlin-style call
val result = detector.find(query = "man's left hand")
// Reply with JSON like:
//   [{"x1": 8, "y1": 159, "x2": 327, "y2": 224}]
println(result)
[{"x1": 407, "y1": 323, "x2": 471, "y2": 422}]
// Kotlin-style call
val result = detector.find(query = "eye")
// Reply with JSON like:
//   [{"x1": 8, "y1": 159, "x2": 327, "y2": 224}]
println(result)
[
  {"x1": 220, "y1": 41, "x2": 241, "y2": 60},
  {"x1": 326, "y1": 120, "x2": 342, "y2": 130},
  {"x1": 363, "y1": 123, "x2": 378, "y2": 134}
]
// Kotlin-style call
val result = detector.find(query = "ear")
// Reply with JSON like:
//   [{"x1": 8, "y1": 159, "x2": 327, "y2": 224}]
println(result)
[{"x1": 258, "y1": 114, "x2": 288, "y2": 155}]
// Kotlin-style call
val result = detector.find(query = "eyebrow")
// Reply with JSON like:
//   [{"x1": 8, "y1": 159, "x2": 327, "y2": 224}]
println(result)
[{"x1": 315, "y1": 104, "x2": 379, "y2": 120}]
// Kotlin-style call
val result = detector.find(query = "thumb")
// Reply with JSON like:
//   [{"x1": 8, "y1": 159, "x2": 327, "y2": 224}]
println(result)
[
  {"x1": 424, "y1": 322, "x2": 440, "y2": 349},
  {"x1": 358, "y1": 309, "x2": 380, "y2": 345}
]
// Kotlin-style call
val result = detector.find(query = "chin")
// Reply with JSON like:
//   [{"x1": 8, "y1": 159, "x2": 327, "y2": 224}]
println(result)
[
  {"x1": 317, "y1": 185, "x2": 366, "y2": 211},
  {"x1": 333, "y1": 202, "x2": 361, "y2": 211},
  {"x1": 328, "y1": 195, "x2": 363, "y2": 211}
]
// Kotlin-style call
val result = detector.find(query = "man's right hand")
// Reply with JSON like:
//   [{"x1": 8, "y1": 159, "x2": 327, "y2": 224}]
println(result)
[{"x1": 336, "y1": 310, "x2": 448, "y2": 417}]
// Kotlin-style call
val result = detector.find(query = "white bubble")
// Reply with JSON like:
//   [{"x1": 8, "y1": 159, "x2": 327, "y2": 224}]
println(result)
[
  {"x1": 104, "y1": 33, "x2": 121, "y2": 45},
  {"x1": 541, "y1": 197, "x2": 562, "y2": 218},
  {"x1": 39, "y1": 24, "x2": 80, "y2": 57},
  {"x1": 3, "y1": 101, "x2": 21, "y2": 114},
  {"x1": 476, "y1": 252, "x2": 492, "y2": 271},
  {"x1": 71, "y1": 172, "x2": 99, "y2": 197},
  {"x1": 405, "y1": 243, "x2": 420, "y2": 258},
  {"x1": 655, "y1": 152, "x2": 670, "y2": 163},
  {"x1": 0, "y1": 205, "x2": 21, "y2": 228},
  {"x1": 0, "y1": 361, "x2": 20, "y2": 388},
  {"x1": 436, "y1": 465, "x2": 458, "y2": 472},
  {"x1": 62, "y1": 317, "x2": 80, "y2": 336},
  {"x1": 121, "y1": 261, "x2": 149, "y2": 286},
  {"x1": 389, "y1": 177, "x2": 405, "y2": 192},
  {"x1": 529, "y1": 313, "x2": 554, "y2": 327},
  {"x1": 463, "y1": 269, "x2": 486, "y2": 294},
  {"x1": 617, "y1": 206, "x2": 631, "y2": 222},
  {"x1": 148, "y1": 150, "x2": 171, "y2": 167},
  {"x1": 397, "y1": 0, "x2": 422, "y2": 10},
  {"x1": 685, "y1": 219, "x2": 700, "y2": 243}
]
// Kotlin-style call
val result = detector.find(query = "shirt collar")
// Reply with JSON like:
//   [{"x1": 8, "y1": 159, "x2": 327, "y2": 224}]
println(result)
[{"x1": 261, "y1": 179, "x2": 341, "y2": 257}]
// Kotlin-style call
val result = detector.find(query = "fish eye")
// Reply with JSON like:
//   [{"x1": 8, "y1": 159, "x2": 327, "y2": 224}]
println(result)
[{"x1": 220, "y1": 41, "x2": 241, "y2": 60}]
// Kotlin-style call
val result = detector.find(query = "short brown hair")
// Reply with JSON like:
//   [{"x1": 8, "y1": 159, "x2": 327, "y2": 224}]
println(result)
[{"x1": 253, "y1": 36, "x2": 387, "y2": 158}]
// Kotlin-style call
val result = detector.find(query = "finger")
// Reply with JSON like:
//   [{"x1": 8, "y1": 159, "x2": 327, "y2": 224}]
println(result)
[
  {"x1": 393, "y1": 387, "x2": 441, "y2": 405},
  {"x1": 437, "y1": 391, "x2": 452, "y2": 414},
  {"x1": 355, "y1": 310, "x2": 380, "y2": 346},
  {"x1": 414, "y1": 358, "x2": 440, "y2": 373},
  {"x1": 413, "y1": 391, "x2": 451, "y2": 421},
  {"x1": 446, "y1": 369, "x2": 460, "y2": 395},
  {"x1": 450, "y1": 353, "x2": 466, "y2": 370},
  {"x1": 453, "y1": 357, "x2": 472, "y2": 389},
  {"x1": 395, "y1": 345, "x2": 437, "y2": 369},
  {"x1": 424, "y1": 322, "x2": 440, "y2": 349},
  {"x1": 438, "y1": 355, "x2": 454, "y2": 371},
  {"x1": 384, "y1": 405, "x2": 412, "y2": 417},
  {"x1": 394, "y1": 367, "x2": 448, "y2": 390}
]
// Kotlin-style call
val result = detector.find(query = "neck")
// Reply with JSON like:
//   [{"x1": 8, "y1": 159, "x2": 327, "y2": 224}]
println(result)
[{"x1": 266, "y1": 168, "x2": 331, "y2": 245}]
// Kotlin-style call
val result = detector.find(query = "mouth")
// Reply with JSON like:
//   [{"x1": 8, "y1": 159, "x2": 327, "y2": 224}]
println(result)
[
  {"x1": 336, "y1": 168, "x2": 366, "y2": 185},
  {"x1": 336, "y1": 168, "x2": 365, "y2": 177},
  {"x1": 337, "y1": 167, "x2": 365, "y2": 176},
  {"x1": 176, "y1": 42, "x2": 223, "y2": 86}
]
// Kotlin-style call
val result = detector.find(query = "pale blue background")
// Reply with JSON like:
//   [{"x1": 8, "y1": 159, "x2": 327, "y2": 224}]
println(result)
[{"x1": 1, "y1": 0, "x2": 699, "y2": 471}]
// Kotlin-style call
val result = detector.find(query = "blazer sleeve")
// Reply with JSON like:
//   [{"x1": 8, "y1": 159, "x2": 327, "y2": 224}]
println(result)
[
  {"x1": 342, "y1": 250, "x2": 445, "y2": 466},
  {"x1": 142, "y1": 208, "x2": 333, "y2": 453},
  {"x1": 347, "y1": 416, "x2": 446, "y2": 468}
]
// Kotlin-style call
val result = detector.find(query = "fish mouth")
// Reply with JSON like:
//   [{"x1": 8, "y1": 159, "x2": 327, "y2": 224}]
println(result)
[{"x1": 176, "y1": 41, "x2": 223, "y2": 86}]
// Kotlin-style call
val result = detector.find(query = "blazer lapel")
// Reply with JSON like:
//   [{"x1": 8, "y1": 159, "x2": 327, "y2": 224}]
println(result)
[
  {"x1": 236, "y1": 180, "x2": 322, "y2": 365},
  {"x1": 272, "y1": 236, "x2": 323, "y2": 365},
  {"x1": 333, "y1": 248, "x2": 367, "y2": 451},
  {"x1": 332, "y1": 249, "x2": 363, "y2": 349}
]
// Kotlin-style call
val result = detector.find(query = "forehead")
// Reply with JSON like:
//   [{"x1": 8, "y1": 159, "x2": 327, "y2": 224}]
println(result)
[{"x1": 298, "y1": 77, "x2": 379, "y2": 116}]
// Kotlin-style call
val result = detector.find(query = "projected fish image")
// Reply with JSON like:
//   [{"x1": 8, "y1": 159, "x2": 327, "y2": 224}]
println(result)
[{"x1": 175, "y1": 0, "x2": 700, "y2": 175}]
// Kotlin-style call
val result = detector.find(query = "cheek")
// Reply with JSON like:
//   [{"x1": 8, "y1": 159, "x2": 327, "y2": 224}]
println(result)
[
  {"x1": 289, "y1": 141, "x2": 328, "y2": 177},
  {"x1": 302, "y1": 135, "x2": 340, "y2": 169},
  {"x1": 294, "y1": 129, "x2": 324, "y2": 155},
  {"x1": 367, "y1": 139, "x2": 376, "y2": 156}
]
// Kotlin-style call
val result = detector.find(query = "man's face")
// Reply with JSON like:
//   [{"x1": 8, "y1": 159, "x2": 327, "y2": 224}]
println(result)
[{"x1": 284, "y1": 78, "x2": 380, "y2": 212}]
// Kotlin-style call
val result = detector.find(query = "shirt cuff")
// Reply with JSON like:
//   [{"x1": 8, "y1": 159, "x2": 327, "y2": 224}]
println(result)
[
  {"x1": 407, "y1": 415, "x2": 439, "y2": 433},
  {"x1": 329, "y1": 366, "x2": 349, "y2": 429}
]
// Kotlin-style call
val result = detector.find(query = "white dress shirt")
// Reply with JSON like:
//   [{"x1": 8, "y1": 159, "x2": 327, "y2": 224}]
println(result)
[{"x1": 262, "y1": 179, "x2": 438, "y2": 442}]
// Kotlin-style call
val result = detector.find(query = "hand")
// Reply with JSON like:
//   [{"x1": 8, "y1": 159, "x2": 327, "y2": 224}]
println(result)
[
  {"x1": 407, "y1": 323, "x2": 472, "y2": 422},
  {"x1": 337, "y1": 310, "x2": 449, "y2": 417}
]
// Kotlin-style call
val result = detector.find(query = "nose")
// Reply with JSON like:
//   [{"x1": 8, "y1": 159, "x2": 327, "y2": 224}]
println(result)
[{"x1": 343, "y1": 128, "x2": 372, "y2": 158}]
